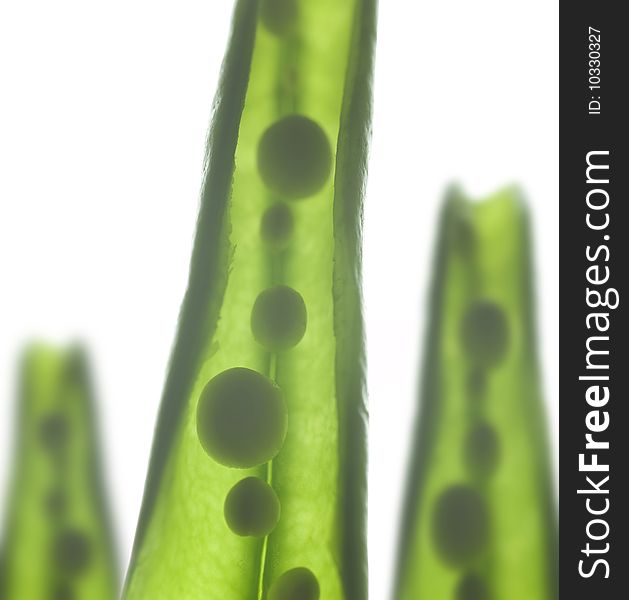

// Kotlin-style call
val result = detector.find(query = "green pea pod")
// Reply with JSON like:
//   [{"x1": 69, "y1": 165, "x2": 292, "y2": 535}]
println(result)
[
  {"x1": 394, "y1": 188, "x2": 558, "y2": 600},
  {"x1": 123, "y1": 0, "x2": 376, "y2": 598},
  {"x1": 0, "y1": 344, "x2": 119, "y2": 599}
]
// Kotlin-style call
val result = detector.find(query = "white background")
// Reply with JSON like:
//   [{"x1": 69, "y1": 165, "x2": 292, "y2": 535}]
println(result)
[{"x1": 0, "y1": 1, "x2": 558, "y2": 597}]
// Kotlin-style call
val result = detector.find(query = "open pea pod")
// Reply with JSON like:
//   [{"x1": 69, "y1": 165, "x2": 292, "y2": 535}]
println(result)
[
  {"x1": 394, "y1": 188, "x2": 558, "y2": 600},
  {"x1": 0, "y1": 344, "x2": 118, "y2": 599},
  {"x1": 123, "y1": 0, "x2": 376, "y2": 598}
]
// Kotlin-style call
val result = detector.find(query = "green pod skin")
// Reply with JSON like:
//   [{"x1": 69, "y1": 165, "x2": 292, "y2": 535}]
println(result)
[
  {"x1": 123, "y1": 0, "x2": 376, "y2": 598},
  {"x1": 394, "y1": 188, "x2": 557, "y2": 600},
  {"x1": 0, "y1": 345, "x2": 119, "y2": 600}
]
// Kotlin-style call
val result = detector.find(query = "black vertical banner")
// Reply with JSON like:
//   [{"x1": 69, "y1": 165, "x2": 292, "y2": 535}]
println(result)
[{"x1": 560, "y1": 1, "x2": 628, "y2": 598}]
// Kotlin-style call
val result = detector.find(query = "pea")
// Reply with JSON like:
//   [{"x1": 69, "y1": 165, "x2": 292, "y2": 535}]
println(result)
[
  {"x1": 260, "y1": 0, "x2": 298, "y2": 37},
  {"x1": 50, "y1": 583, "x2": 75, "y2": 600},
  {"x1": 53, "y1": 529, "x2": 92, "y2": 574},
  {"x1": 432, "y1": 485, "x2": 489, "y2": 566},
  {"x1": 44, "y1": 488, "x2": 67, "y2": 518},
  {"x1": 464, "y1": 422, "x2": 500, "y2": 477},
  {"x1": 224, "y1": 477, "x2": 280, "y2": 537},
  {"x1": 466, "y1": 368, "x2": 487, "y2": 399},
  {"x1": 39, "y1": 412, "x2": 70, "y2": 453},
  {"x1": 394, "y1": 189, "x2": 557, "y2": 600},
  {"x1": 260, "y1": 202, "x2": 295, "y2": 251},
  {"x1": 251, "y1": 285, "x2": 307, "y2": 351},
  {"x1": 456, "y1": 573, "x2": 490, "y2": 600},
  {"x1": 460, "y1": 301, "x2": 509, "y2": 368},
  {"x1": 197, "y1": 367, "x2": 287, "y2": 468},
  {"x1": 258, "y1": 115, "x2": 332, "y2": 200},
  {"x1": 268, "y1": 567, "x2": 320, "y2": 600}
]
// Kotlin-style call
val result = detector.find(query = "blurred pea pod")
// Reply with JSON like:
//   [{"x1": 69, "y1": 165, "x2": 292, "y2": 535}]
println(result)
[
  {"x1": 0, "y1": 345, "x2": 118, "y2": 600},
  {"x1": 123, "y1": 0, "x2": 376, "y2": 599},
  {"x1": 394, "y1": 188, "x2": 558, "y2": 600}
]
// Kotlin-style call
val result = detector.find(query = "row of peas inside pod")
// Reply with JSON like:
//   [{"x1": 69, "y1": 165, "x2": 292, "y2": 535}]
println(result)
[
  {"x1": 0, "y1": 345, "x2": 118, "y2": 600},
  {"x1": 122, "y1": 0, "x2": 376, "y2": 597},
  {"x1": 194, "y1": 3, "x2": 336, "y2": 598},
  {"x1": 394, "y1": 189, "x2": 557, "y2": 600}
]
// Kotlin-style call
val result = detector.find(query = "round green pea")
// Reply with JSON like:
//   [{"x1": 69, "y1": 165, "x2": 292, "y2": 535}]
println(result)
[
  {"x1": 268, "y1": 567, "x2": 320, "y2": 600},
  {"x1": 44, "y1": 488, "x2": 67, "y2": 518},
  {"x1": 196, "y1": 368, "x2": 287, "y2": 468},
  {"x1": 456, "y1": 573, "x2": 490, "y2": 600},
  {"x1": 258, "y1": 115, "x2": 332, "y2": 200},
  {"x1": 261, "y1": 203, "x2": 294, "y2": 251},
  {"x1": 260, "y1": 0, "x2": 298, "y2": 36},
  {"x1": 224, "y1": 477, "x2": 280, "y2": 537},
  {"x1": 464, "y1": 422, "x2": 500, "y2": 477},
  {"x1": 432, "y1": 485, "x2": 489, "y2": 566},
  {"x1": 39, "y1": 412, "x2": 70, "y2": 453},
  {"x1": 466, "y1": 368, "x2": 487, "y2": 399},
  {"x1": 50, "y1": 583, "x2": 74, "y2": 600},
  {"x1": 53, "y1": 528, "x2": 92, "y2": 574},
  {"x1": 251, "y1": 285, "x2": 307, "y2": 352},
  {"x1": 460, "y1": 301, "x2": 509, "y2": 367}
]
